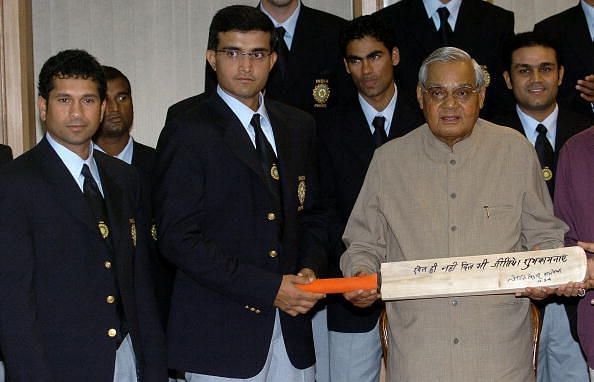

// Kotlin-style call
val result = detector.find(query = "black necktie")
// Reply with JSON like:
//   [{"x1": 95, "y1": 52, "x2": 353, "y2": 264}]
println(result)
[
  {"x1": 275, "y1": 27, "x2": 290, "y2": 81},
  {"x1": 437, "y1": 7, "x2": 452, "y2": 45},
  {"x1": 82, "y1": 164, "x2": 106, "y2": 220},
  {"x1": 372, "y1": 116, "x2": 388, "y2": 148},
  {"x1": 251, "y1": 114, "x2": 283, "y2": 231},
  {"x1": 535, "y1": 123, "x2": 555, "y2": 194}
]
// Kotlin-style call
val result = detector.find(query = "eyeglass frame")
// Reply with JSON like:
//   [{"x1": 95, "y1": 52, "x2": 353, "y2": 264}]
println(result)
[
  {"x1": 420, "y1": 83, "x2": 482, "y2": 103},
  {"x1": 213, "y1": 49, "x2": 273, "y2": 62}
]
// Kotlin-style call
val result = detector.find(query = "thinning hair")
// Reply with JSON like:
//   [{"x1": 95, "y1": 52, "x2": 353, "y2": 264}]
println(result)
[{"x1": 418, "y1": 47, "x2": 485, "y2": 88}]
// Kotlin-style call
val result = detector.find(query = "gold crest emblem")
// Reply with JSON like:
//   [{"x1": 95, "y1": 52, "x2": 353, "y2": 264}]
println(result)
[
  {"x1": 98, "y1": 221, "x2": 109, "y2": 239},
  {"x1": 129, "y1": 218, "x2": 137, "y2": 247},
  {"x1": 151, "y1": 224, "x2": 158, "y2": 241},
  {"x1": 542, "y1": 166, "x2": 553, "y2": 181},
  {"x1": 271, "y1": 164, "x2": 280, "y2": 180},
  {"x1": 297, "y1": 176, "x2": 306, "y2": 211},
  {"x1": 480, "y1": 65, "x2": 491, "y2": 88},
  {"x1": 313, "y1": 79, "x2": 330, "y2": 108}
]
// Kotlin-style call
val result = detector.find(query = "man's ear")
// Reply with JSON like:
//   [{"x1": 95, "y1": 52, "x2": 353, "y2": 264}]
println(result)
[
  {"x1": 503, "y1": 70, "x2": 513, "y2": 90},
  {"x1": 206, "y1": 50, "x2": 217, "y2": 72},
  {"x1": 38, "y1": 96, "x2": 48, "y2": 122}
]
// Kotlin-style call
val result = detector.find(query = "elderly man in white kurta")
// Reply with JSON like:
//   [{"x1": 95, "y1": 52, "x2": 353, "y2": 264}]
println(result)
[{"x1": 340, "y1": 47, "x2": 569, "y2": 382}]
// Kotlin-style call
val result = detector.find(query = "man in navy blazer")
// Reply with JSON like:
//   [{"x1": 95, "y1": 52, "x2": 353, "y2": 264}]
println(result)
[
  {"x1": 154, "y1": 5, "x2": 327, "y2": 381},
  {"x1": 0, "y1": 49, "x2": 166, "y2": 382},
  {"x1": 374, "y1": 0, "x2": 515, "y2": 120},
  {"x1": 317, "y1": 15, "x2": 424, "y2": 382},
  {"x1": 94, "y1": 65, "x2": 172, "y2": 325},
  {"x1": 494, "y1": 32, "x2": 592, "y2": 382}
]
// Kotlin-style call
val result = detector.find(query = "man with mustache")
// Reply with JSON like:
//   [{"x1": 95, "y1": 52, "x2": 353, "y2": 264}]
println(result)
[
  {"x1": 317, "y1": 15, "x2": 423, "y2": 382},
  {"x1": 94, "y1": 65, "x2": 173, "y2": 328},
  {"x1": 0, "y1": 49, "x2": 166, "y2": 382},
  {"x1": 496, "y1": 32, "x2": 592, "y2": 382}
]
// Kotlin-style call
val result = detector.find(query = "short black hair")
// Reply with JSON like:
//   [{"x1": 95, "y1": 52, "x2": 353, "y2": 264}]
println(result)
[
  {"x1": 504, "y1": 32, "x2": 561, "y2": 72},
  {"x1": 38, "y1": 49, "x2": 106, "y2": 101},
  {"x1": 207, "y1": 5, "x2": 277, "y2": 51},
  {"x1": 339, "y1": 15, "x2": 395, "y2": 57},
  {"x1": 102, "y1": 65, "x2": 131, "y2": 94}
]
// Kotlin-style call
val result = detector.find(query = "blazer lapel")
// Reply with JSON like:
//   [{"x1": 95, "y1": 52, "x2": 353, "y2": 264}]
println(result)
[
  {"x1": 342, "y1": 100, "x2": 376, "y2": 165},
  {"x1": 96, "y1": 155, "x2": 126, "y2": 261},
  {"x1": 266, "y1": 103, "x2": 294, "y2": 205},
  {"x1": 36, "y1": 137, "x2": 98, "y2": 235},
  {"x1": 208, "y1": 94, "x2": 271, "y2": 190}
]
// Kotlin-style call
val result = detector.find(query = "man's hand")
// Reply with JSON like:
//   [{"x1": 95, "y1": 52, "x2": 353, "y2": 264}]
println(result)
[
  {"x1": 576, "y1": 74, "x2": 594, "y2": 103},
  {"x1": 343, "y1": 272, "x2": 380, "y2": 308},
  {"x1": 274, "y1": 269, "x2": 324, "y2": 317}
]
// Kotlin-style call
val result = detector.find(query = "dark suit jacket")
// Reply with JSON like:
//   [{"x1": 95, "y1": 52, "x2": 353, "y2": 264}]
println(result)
[
  {"x1": 153, "y1": 92, "x2": 328, "y2": 378},
  {"x1": 0, "y1": 144, "x2": 12, "y2": 166},
  {"x1": 375, "y1": 0, "x2": 515, "y2": 120},
  {"x1": 534, "y1": 3, "x2": 594, "y2": 120},
  {"x1": 199, "y1": 4, "x2": 353, "y2": 118},
  {"x1": 491, "y1": 106, "x2": 591, "y2": 196},
  {"x1": 0, "y1": 138, "x2": 167, "y2": 382},
  {"x1": 492, "y1": 106, "x2": 591, "y2": 341},
  {"x1": 318, "y1": 92, "x2": 424, "y2": 333},
  {"x1": 131, "y1": 140, "x2": 175, "y2": 326},
  {"x1": 131, "y1": 140, "x2": 156, "y2": 194}
]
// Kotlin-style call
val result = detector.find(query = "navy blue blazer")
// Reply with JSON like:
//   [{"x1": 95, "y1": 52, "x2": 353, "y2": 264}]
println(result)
[
  {"x1": 375, "y1": 0, "x2": 515, "y2": 119},
  {"x1": 0, "y1": 138, "x2": 167, "y2": 382},
  {"x1": 0, "y1": 144, "x2": 11, "y2": 165},
  {"x1": 153, "y1": 93, "x2": 328, "y2": 378},
  {"x1": 317, "y1": 92, "x2": 424, "y2": 333}
]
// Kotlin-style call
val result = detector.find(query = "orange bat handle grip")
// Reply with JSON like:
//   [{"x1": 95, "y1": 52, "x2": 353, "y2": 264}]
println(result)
[{"x1": 296, "y1": 273, "x2": 379, "y2": 294}]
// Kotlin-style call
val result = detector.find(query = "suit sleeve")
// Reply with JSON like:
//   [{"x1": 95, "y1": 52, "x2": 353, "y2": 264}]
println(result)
[
  {"x1": 153, "y1": 120, "x2": 282, "y2": 313},
  {"x1": 340, "y1": 153, "x2": 387, "y2": 277},
  {"x1": 297, "y1": 122, "x2": 329, "y2": 276},
  {"x1": 0, "y1": 178, "x2": 54, "y2": 381}
]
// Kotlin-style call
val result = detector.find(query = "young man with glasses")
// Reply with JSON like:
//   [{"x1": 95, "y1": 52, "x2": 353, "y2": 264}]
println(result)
[{"x1": 153, "y1": 5, "x2": 327, "y2": 381}]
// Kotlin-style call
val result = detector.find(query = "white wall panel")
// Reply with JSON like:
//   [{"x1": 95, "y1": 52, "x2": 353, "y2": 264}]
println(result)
[{"x1": 32, "y1": 0, "x2": 352, "y2": 146}]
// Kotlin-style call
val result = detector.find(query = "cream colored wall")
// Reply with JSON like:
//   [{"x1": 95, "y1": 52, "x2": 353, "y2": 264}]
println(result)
[
  {"x1": 32, "y1": 0, "x2": 580, "y2": 146},
  {"x1": 31, "y1": 1, "x2": 352, "y2": 146}
]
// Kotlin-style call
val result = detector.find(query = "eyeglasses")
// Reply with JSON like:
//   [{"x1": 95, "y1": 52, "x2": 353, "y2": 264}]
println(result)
[
  {"x1": 214, "y1": 49, "x2": 272, "y2": 62},
  {"x1": 421, "y1": 84, "x2": 480, "y2": 102}
]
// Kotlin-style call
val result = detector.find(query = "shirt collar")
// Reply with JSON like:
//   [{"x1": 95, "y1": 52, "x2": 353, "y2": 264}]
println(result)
[
  {"x1": 46, "y1": 132, "x2": 103, "y2": 194},
  {"x1": 358, "y1": 83, "x2": 398, "y2": 135},
  {"x1": 423, "y1": 0, "x2": 462, "y2": 31},
  {"x1": 260, "y1": 0, "x2": 301, "y2": 49},
  {"x1": 516, "y1": 103, "x2": 559, "y2": 148},
  {"x1": 217, "y1": 85, "x2": 271, "y2": 131},
  {"x1": 93, "y1": 136, "x2": 134, "y2": 165},
  {"x1": 581, "y1": 0, "x2": 594, "y2": 41}
]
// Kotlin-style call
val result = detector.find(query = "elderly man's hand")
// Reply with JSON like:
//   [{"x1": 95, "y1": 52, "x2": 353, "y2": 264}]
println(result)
[
  {"x1": 343, "y1": 272, "x2": 381, "y2": 308},
  {"x1": 577, "y1": 74, "x2": 594, "y2": 103}
]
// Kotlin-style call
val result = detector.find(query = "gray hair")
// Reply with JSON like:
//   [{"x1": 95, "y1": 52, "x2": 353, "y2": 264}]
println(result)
[{"x1": 418, "y1": 47, "x2": 485, "y2": 88}]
